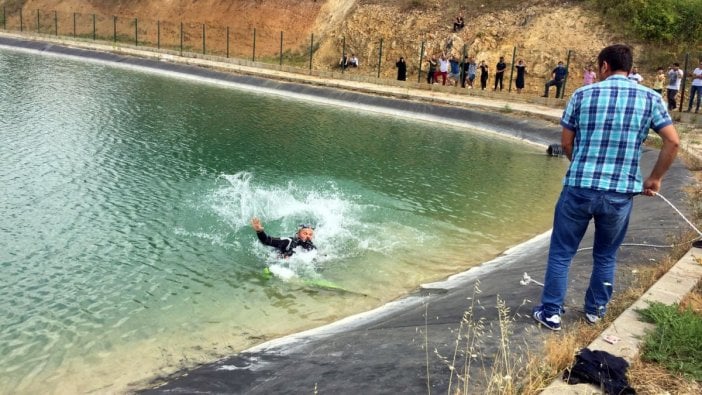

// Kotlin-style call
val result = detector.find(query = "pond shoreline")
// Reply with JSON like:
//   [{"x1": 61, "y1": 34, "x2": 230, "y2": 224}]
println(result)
[
  {"x1": 1, "y1": 32, "x2": 695, "y2": 394},
  {"x1": 0, "y1": 32, "x2": 564, "y2": 146}
]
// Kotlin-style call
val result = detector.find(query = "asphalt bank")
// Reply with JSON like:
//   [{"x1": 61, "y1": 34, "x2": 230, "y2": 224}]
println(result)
[{"x1": 0, "y1": 35, "x2": 694, "y2": 395}]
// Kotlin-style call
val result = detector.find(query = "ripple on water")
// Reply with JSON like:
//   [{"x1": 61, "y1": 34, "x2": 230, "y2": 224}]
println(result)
[{"x1": 0, "y1": 48, "x2": 567, "y2": 394}]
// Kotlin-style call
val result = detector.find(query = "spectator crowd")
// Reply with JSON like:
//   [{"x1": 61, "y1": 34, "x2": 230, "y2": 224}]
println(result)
[{"x1": 339, "y1": 47, "x2": 702, "y2": 113}]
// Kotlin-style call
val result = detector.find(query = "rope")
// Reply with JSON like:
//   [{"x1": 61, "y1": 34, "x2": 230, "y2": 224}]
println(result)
[
  {"x1": 520, "y1": 191, "x2": 702, "y2": 288},
  {"x1": 654, "y1": 192, "x2": 702, "y2": 236},
  {"x1": 520, "y1": 272, "x2": 543, "y2": 287}
]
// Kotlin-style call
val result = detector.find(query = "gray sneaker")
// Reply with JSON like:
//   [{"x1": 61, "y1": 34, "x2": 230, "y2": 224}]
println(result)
[{"x1": 584, "y1": 312, "x2": 600, "y2": 325}]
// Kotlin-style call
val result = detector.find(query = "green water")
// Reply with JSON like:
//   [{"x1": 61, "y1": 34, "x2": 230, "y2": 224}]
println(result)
[{"x1": 0, "y1": 48, "x2": 567, "y2": 393}]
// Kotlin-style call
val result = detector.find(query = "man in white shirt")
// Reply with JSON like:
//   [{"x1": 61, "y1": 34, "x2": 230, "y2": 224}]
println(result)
[
  {"x1": 438, "y1": 54, "x2": 450, "y2": 85},
  {"x1": 687, "y1": 60, "x2": 702, "y2": 113},
  {"x1": 627, "y1": 67, "x2": 643, "y2": 84},
  {"x1": 666, "y1": 63, "x2": 684, "y2": 111}
]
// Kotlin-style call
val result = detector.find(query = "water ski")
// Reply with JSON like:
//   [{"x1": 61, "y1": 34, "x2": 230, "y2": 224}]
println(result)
[
  {"x1": 303, "y1": 277, "x2": 347, "y2": 291},
  {"x1": 261, "y1": 266, "x2": 366, "y2": 296}
]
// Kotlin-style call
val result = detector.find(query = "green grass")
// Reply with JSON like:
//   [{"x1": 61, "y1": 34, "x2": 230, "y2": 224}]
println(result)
[{"x1": 637, "y1": 302, "x2": 702, "y2": 380}]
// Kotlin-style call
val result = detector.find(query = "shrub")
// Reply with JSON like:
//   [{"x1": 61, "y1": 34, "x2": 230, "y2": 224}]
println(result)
[
  {"x1": 589, "y1": 0, "x2": 702, "y2": 47},
  {"x1": 638, "y1": 302, "x2": 702, "y2": 380}
]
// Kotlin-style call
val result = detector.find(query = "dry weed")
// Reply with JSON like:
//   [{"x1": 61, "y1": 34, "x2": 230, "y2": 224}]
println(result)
[
  {"x1": 680, "y1": 279, "x2": 702, "y2": 315},
  {"x1": 628, "y1": 360, "x2": 702, "y2": 395}
]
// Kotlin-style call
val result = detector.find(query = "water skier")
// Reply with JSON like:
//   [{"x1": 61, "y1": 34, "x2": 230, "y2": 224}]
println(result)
[{"x1": 251, "y1": 217, "x2": 316, "y2": 258}]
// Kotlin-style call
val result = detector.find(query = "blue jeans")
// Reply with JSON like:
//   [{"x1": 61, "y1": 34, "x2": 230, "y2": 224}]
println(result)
[
  {"x1": 688, "y1": 85, "x2": 702, "y2": 112},
  {"x1": 544, "y1": 79, "x2": 563, "y2": 98},
  {"x1": 540, "y1": 186, "x2": 634, "y2": 317}
]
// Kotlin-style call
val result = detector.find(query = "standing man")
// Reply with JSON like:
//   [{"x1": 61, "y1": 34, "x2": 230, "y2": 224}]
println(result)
[
  {"x1": 686, "y1": 60, "x2": 702, "y2": 113},
  {"x1": 479, "y1": 60, "x2": 489, "y2": 90},
  {"x1": 438, "y1": 53, "x2": 450, "y2": 85},
  {"x1": 532, "y1": 44, "x2": 679, "y2": 331},
  {"x1": 666, "y1": 63, "x2": 683, "y2": 111},
  {"x1": 494, "y1": 56, "x2": 507, "y2": 91},
  {"x1": 459, "y1": 55, "x2": 469, "y2": 88},
  {"x1": 426, "y1": 55, "x2": 437, "y2": 84},
  {"x1": 467, "y1": 57, "x2": 477, "y2": 89},
  {"x1": 449, "y1": 55, "x2": 461, "y2": 86},
  {"x1": 396, "y1": 57, "x2": 407, "y2": 81},
  {"x1": 627, "y1": 66, "x2": 644, "y2": 84},
  {"x1": 583, "y1": 65, "x2": 597, "y2": 86},
  {"x1": 542, "y1": 61, "x2": 568, "y2": 98}
]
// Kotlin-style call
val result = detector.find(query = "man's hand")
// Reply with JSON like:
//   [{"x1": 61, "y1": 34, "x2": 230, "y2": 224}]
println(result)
[
  {"x1": 251, "y1": 217, "x2": 264, "y2": 232},
  {"x1": 642, "y1": 178, "x2": 661, "y2": 196}
]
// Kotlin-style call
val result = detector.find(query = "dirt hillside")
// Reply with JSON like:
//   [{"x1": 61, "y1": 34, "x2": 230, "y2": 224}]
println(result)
[
  {"x1": 3, "y1": 0, "x2": 626, "y2": 94},
  {"x1": 315, "y1": 0, "x2": 620, "y2": 93}
]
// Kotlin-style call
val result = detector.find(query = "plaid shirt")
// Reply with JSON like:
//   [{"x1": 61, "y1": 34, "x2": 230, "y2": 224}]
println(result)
[{"x1": 560, "y1": 75, "x2": 672, "y2": 193}]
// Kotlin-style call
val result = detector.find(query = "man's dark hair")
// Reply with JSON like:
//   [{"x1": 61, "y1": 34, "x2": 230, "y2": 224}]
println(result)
[{"x1": 597, "y1": 44, "x2": 633, "y2": 73}]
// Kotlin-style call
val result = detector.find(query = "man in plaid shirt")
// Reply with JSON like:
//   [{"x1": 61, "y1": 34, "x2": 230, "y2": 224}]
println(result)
[{"x1": 533, "y1": 44, "x2": 680, "y2": 331}]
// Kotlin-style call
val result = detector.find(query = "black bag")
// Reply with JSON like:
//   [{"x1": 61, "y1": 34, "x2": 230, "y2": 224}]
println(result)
[{"x1": 563, "y1": 348, "x2": 636, "y2": 395}]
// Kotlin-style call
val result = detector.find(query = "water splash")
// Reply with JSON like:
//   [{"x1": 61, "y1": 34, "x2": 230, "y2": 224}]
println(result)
[{"x1": 208, "y1": 171, "x2": 430, "y2": 279}]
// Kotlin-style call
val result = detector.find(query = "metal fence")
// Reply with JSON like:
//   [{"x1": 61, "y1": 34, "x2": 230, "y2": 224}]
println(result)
[{"x1": 1, "y1": 6, "x2": 700, "y2": 111}]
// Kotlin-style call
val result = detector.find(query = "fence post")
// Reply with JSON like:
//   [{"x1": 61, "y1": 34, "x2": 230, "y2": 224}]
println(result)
[
  {"x1": 2, "y1": 7, "x2": 5, "y2": 30},
  {"x1": 679, "y1": 52, "x2": 690, "y2": 112},
  {"x1": 309, "y1": 33, "x2": 314, "y2": 73},
  {"x1": 113, "y1": 16, "x2": 116, "y2": 43},
  {"x1": 180, "y1": 22, "x2": 183, "y2": 56},
  {"x1": 341, "y1": 36, "x2": 346, "y2": 75},
  {"x1": 418, "y1": 41, "x2": 424, "y2": 83},
  {"x1": 157, "y1": 20, "x2": 160, "y2": 49},
  {"x1": 508, "y1": 46, "x2": 516, "y2": 93},
  {"x1": 72, "y1": 12, "x2": 75, "y2": 37},
  {"x1": 19, "y1": 8, "x2": 23, "y2": 32},
  {"x1": 54, "y1": 11, "x2": 57, "y2": 36},
  {"x1": 377, "y1": 38, "x2": 383, "y2": 79},
  {"x1": 560, "y1": 49, "x2": 572, "y2": 99},
  {"x1": 36, "y1": 9, "x2": 39, "y2": 34},
  {"x1": 252, "y1": 28, "x2": 256, "y2": 61},
  {"x1": 92, "y1": 14, "x2": 95, "y2": 40},
  {"x1": 202, "y1": 24, "x2": 206, "y2": 54},
  {"x1": 134, "y1": 18, "x2": 138, "y2": 46},
  {"x1": 226, "y1": 26, "x2": 229, "y2": 58},
  {"x1": 279, "y1": 31, "x2": 283, "y2": 66}
]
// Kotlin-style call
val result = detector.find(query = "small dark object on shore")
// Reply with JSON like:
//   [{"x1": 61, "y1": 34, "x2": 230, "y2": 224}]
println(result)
[{"x1": 547, "y1": 144, "x2": 564, "y2": 157}]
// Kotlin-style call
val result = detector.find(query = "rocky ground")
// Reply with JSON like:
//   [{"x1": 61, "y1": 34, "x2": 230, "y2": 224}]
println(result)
[{"x1": 316, "y1": 0, "x2": 619, "y2": 94}]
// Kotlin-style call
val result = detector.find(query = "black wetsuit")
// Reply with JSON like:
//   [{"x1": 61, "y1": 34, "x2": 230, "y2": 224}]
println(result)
[{"x1": 255, "y1": 231, "x2": 316, "y2": 258}]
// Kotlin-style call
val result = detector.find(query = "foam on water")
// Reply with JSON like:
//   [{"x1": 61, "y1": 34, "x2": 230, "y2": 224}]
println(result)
[{"x1": 207, "y1": 171, "x2": 434, "y2": 280}]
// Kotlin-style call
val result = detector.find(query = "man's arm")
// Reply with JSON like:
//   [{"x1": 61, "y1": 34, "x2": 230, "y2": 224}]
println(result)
[
  {"x1": 561, "y1": 127, "x2": 576, "y2": 161},
  {"x1": 251, "y1": 217, "x2": 288, "y2": 250},
  {"x1": 643, "y1": 124, "x2": 679, "y2": 196},
  {"x1": 255, "y1": 229, "x2": 292, "y2": 251}
]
